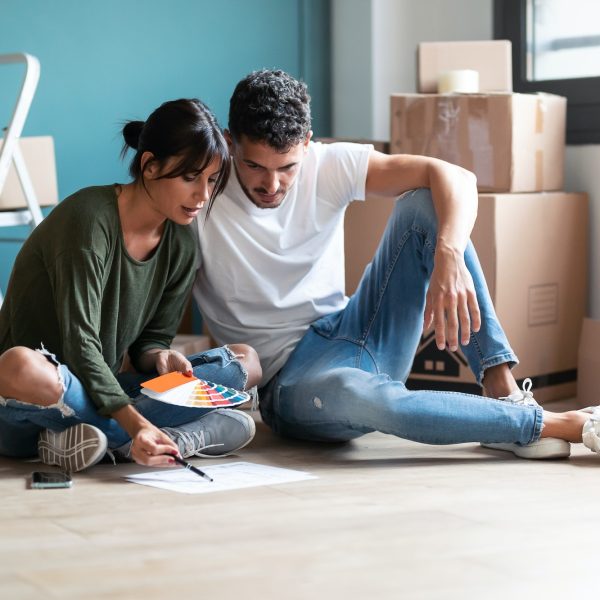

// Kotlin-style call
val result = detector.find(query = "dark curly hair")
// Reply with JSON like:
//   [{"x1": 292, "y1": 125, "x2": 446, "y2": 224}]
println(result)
[{"x1": 228, "y1": 69, "x2": 312, "y2": 151}]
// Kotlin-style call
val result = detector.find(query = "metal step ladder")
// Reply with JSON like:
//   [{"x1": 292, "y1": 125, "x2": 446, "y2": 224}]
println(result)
[{"x1": 0, "y1": 53, "x2": 44, "y2": 305}]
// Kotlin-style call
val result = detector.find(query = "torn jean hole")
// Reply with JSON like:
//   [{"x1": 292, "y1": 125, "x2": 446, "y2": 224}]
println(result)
[
  {"x1": 29, "y1": 344, "x2": 74, "y2": 417},
  {"x1": 222, "y1": 344, "x2": 249, "y2": 391}
]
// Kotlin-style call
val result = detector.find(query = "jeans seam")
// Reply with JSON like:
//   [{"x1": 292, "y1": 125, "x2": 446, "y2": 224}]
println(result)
[
  {"x1": 530, "y1": 405, "x2": 544, "y2": 443},
  {"x1": 477, "y1": 352, "x2": 519, "y2": 385},
  {"x1": 360, "y1": 227, "x2": 422, "y2": 343}
]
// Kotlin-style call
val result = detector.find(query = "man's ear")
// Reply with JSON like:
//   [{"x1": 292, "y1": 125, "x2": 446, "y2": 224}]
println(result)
[
  {"x1": 224, "y1": 130, "x2": 234, "y2": 153},
  {"x1": 304, "y1": 130, "x2": 313, "y2": 151}
]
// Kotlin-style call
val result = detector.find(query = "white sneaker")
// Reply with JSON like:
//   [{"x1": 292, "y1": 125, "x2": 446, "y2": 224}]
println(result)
[
  {"x1": 580, "y1": 407, "x2": 600, "y2": 453},
  {"x1": 481, "y1": 378, "x2": 571, "y2": 459},
  {"x1": 38, "y1": 423, "x2": 108, "y2": 472}
]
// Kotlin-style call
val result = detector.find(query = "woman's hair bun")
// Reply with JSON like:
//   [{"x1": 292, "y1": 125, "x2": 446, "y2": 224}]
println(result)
[{"x1": 122, "y1": 120, "x2": 145, "y2": 150}]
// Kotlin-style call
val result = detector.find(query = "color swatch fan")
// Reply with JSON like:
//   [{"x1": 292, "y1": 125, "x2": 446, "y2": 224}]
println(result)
[{"x1": 140, "y1": 372, "x2": 250, "y2": 408}]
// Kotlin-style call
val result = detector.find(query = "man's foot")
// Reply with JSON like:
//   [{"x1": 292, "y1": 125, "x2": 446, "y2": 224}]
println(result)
[
  {"x1": 481, "y1": 437, "x2": 571, "y2": 459},
  {"x1": 481, "y1": 378, "x2": 571, "y2": 460},
  {"x1": 161, "y1": 409, "x2": 256, "y2": 458},
  {"x1": 38, "y1": 424, "x2": 108, "y2": 472}
]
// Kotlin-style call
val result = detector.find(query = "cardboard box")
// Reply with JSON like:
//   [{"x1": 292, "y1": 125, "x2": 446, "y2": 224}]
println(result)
[
  {"x1": 316, "y1": 138, "x2": 389, "y2": 155},
  {"x1": 418, "y1": 40, "x2": 513, "y2": 93},
  {"x1": 345, "y1": 193, "x2": 396, "y2": 294},
  {"x1": 576, "y1": 318, "x2": 600, "y2": 408},
  {"x1": 345, "y1": 191, "x2": 588, "y2": 402},
  {"x1": 170, "y1": 334, "x2": 212, "y2": 356},
  {"x1": 390, "y1": 93, "x2": 566, "y2": 193},
  {"x1": 0, "y1": 136, "x2": 58, "y2": 210}
]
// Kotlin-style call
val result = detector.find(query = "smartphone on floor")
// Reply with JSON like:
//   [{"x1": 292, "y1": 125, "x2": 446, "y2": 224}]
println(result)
[{"x1": 30, "y1": 471, "x2": 73, "y2": 489}]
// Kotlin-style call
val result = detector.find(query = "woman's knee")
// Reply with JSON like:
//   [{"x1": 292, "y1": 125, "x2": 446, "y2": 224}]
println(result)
[
  {"x1": 228, "y1": 343, "x2": 262, "y2": 388},
  {"x1": 0, "y1": 346, "x2": 62, "y2": 405}
]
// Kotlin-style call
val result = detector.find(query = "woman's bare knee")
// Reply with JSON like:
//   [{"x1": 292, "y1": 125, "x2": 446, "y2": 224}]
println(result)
[
  {"x1": 0, "y1": 346, "x2": 62, "y2": 405},
  {"x1": 228, "y1": 343, "x2": 262, "y2": 388}
]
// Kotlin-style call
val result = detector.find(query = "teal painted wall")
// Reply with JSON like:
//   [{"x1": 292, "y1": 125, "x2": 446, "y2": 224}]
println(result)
[{"x1": 0, "y1": 0, "x2": 331, "y2": 292}]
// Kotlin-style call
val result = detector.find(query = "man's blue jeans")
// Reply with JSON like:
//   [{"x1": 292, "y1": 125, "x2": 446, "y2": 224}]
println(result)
[
  {"x1": 259, "y1": 188, "x2": 544, "y2": 446},
  {"x1": 0, "y1": 346, "x2": 248, "y2": 458}
]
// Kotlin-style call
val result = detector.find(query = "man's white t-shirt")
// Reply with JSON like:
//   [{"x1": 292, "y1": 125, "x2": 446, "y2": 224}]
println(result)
[{"x1": 193, "y1": 141, "x2": 372, "y2": 384}]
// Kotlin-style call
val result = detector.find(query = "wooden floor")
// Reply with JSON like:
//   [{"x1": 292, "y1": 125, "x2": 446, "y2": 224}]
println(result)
[{"x1": 1, "y1": 400, "x2": 599, "y2": 600}]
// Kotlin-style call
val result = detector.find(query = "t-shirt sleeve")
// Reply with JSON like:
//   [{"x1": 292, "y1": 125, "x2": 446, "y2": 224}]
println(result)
[
  {"x1": 51, "y1": 249, "x2": 133, "y2": 416},
  {"x1": 316, "y1": 142, "x2": 373, "y2": 208}
]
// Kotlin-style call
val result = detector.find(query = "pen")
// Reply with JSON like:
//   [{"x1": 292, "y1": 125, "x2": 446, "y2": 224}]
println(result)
[{"x1": 166, "y1": 454, "x2": 213, "y2": 482}]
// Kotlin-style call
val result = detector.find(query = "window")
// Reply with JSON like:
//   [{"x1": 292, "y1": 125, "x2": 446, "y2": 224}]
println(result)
[{"x1": 495, "y1": 0, "x2": 600, "y2": 143}]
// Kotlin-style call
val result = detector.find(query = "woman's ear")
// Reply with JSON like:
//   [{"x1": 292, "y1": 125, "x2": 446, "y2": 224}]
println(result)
[{"x1": 140, "y1": 151, "x2": 157, "y2": 178}]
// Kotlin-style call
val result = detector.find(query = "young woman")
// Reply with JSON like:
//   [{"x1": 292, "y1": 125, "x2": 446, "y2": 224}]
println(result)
[{"x1": 0, "y1": 98, "x2": 262, "y2": 472}]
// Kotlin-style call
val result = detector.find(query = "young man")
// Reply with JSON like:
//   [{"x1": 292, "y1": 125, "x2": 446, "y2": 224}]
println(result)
[{"x1": 193, "y1": 69, "x2": 600, "y2": 460}]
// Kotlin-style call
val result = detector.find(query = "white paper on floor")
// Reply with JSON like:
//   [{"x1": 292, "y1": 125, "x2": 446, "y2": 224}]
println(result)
[{"x1": 123, "y1": 461, "x2": 317, "y2": 494}]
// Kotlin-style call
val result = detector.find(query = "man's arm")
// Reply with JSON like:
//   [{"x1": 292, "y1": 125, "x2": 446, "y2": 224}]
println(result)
[{"x1": 365, "y1": 151, "x2": 481, "y2": 352}]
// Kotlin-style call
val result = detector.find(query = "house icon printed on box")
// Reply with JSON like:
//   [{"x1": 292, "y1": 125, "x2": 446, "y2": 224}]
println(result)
[
  {"x1": 411, "y1": 331, "x2": 468, "y2": 377},
  {"x1": 408, "y1": 331, "x2": 482, "y2": 394}
]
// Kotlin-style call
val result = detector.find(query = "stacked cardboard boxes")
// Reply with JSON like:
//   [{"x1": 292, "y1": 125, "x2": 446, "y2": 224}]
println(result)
[{"x1": 344, "y1": 41, "x2": 588, "y2": 403}]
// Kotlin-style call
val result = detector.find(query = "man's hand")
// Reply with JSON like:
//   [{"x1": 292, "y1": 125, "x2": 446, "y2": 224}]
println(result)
[
  {"x1": 423, "y1": 243, "x2": 481, "y2": 351},
  {"x1": 153, "y1": 349, "x2": 193, "y2": 376}
]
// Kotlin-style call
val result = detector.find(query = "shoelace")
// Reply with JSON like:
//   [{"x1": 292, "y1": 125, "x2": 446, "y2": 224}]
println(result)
[
  {"x1": 499, "y1": 377, "x2": 537, "y2": 406},
  {"x1": 162, "y1": 427, "x2": 224, "y2": 458}
]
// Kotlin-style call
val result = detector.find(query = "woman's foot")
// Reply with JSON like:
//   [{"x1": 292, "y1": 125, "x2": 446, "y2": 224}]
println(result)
[{"x1": 38, "y1": 423, "x2": 108, "y2": 472}]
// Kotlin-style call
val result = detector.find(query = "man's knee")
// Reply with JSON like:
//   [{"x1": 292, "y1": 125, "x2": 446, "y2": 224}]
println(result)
[
  {"x1": 393, "y1": 187, "x2": 437, "y2": 230},
  {"x1": 228, "y1": 343, "x2": 262, "y2": 388}
]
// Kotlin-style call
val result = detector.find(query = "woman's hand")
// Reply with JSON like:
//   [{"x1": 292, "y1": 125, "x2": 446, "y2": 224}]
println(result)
[
  {"x1": 423, "y1": 243, "x2": 481, "y2": 352},
  {"x1": 112, "y1": 404, "x2": 181, "y2": 467},
  {"x1": 129, "y1": 424, "x2": 181, "y2": 467},
  {"x1": 153, "y1": 349, "x2": 193, "y2": 376}
]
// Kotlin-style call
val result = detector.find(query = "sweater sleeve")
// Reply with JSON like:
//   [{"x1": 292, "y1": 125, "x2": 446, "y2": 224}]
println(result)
[
  {"x1": 128, "y1": 246, "x2": 197, "y2": 370},
  {"x1": 51, "y1": 248, "x2": 132, "y2": 416}
]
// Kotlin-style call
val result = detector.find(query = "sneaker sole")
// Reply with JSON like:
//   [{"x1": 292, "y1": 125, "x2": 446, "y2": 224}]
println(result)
[
  {"x1": 481, "y1": 438, "x2": 571, "y2": 459},
  {"x1": 38, "y1": 424, "x2": 108, "y2": 472}
]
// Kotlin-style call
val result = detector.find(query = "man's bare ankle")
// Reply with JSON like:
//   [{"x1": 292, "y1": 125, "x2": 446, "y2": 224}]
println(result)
[{"x1": 482, "y1": 364, "x2": 517, "y2": 399}]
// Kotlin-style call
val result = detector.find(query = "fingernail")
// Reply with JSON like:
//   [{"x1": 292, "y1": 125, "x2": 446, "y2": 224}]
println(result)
[{"x1": 168, "y1": 459, "x2": 175, "y2": 465}]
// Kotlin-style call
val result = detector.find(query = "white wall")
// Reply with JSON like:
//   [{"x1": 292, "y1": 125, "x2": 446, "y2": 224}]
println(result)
[
  {"x1": 332, "y1": 0, "x2": 600, "y2": 318},
  {"x1": 565, "y1": 146, "x2": 600, "y2": 315},
  {"x1": 332, "y1": 0, "x2": 492, "y2": 139},
  {"x1": 331, "y1": 0, "x2": 374, "y2": 138}
]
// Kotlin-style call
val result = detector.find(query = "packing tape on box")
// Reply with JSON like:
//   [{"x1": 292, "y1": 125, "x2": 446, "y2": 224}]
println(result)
[{"x1": 437, "y1": 69, "x2": 479, "y2": 94}]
